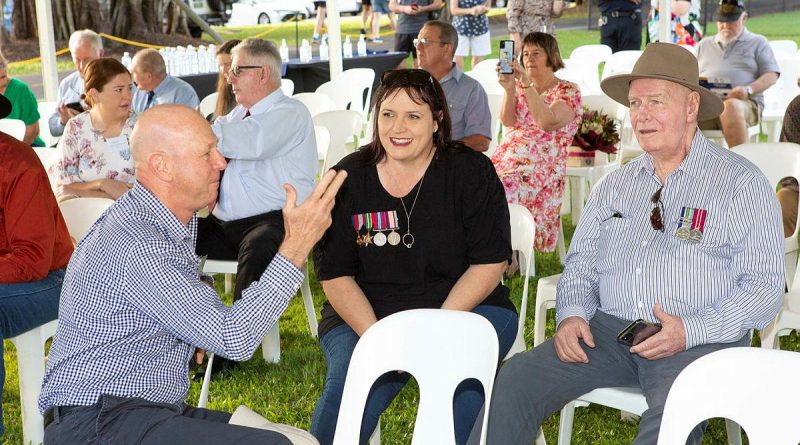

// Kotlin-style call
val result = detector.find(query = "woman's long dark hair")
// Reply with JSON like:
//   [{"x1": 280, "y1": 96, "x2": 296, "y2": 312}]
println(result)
[
  {"x1": 214, "y1": 39, "x2": 241, "y2": 119},
  {"x1": 362, "y1": 69, "x2": 468, "y2": 164}
]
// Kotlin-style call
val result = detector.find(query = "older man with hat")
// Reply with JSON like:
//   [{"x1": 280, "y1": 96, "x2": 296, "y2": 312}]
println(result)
[
  {"x1": 469, "y1": 42, "x2": 784, "y2": 444},
  {"x1": 0, "y1": 93, "x2": 73, "y2": 438},
  {"x1": 696, "y1": 0, "x2": 779, "y2": 148}
]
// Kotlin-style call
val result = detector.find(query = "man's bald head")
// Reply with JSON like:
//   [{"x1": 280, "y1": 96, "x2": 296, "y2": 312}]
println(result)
[{"x1": 131, "y1": 105, "x2": 225, "y2": 224}]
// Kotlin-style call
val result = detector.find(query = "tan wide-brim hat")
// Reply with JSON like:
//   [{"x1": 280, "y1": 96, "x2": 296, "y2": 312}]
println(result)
[{"x1": 600, "y1": 42, "x2": 724, "y2": 122}]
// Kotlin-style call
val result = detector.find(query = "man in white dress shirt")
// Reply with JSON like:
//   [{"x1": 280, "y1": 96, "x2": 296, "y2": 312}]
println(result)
[
  {"x1": 196, "y1": 38, "x2": 317, "y2": 357},
  {"x1": 470, "y1": 43, "x2": 785, "y2": 445}
]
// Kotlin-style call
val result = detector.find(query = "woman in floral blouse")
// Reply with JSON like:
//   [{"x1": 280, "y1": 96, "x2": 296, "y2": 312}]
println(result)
[
  {"x1": 492, "y1": 32, "x2": 581, "y2": 253},
  {"x1": 53, "y1": 58, "x2": 137, "y2": 202}
]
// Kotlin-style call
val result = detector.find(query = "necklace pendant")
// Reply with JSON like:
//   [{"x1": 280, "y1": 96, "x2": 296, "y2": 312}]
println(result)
[{"x1": 402, "y1": 232, "x2": 415, "y2": 248}]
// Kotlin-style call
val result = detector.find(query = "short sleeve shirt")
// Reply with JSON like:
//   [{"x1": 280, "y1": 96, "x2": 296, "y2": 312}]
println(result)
[
  {"x1": 452, "y1": 0, "x2": 489, "y2": 37},
  {"x1": 4, "y1": 78, "x2": 45, "y2": 146},
  {"x1": 314, "y1": 147, "x2": 515, "y2": 336},
  {"x1": 396, "y1": 0, "x2": 433, "y2": 34}
]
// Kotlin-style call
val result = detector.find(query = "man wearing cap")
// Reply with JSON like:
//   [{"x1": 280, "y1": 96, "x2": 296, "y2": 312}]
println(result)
[
  {"x1": 469, "y1": 42, "x2": 784, "y2": 444},
  {"x1": 0, "y1": 93, "x2": 73, "y2": 438},
  {"x1": 696, "y1": 0, "x2": 779, "y2": 148},
  {"x1": 598, "y1": 0, "x2": 642, "y2": 53}
]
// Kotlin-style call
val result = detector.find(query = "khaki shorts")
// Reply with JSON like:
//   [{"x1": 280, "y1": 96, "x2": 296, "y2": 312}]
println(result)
[{"x1": 698, "y1": 97, "x2": 760, "y2": 129}]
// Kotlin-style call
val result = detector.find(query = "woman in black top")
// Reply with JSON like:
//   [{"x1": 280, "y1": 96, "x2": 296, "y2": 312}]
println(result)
[{"x1": 311, "y1": 69, "x2": 518, "y2": 445}]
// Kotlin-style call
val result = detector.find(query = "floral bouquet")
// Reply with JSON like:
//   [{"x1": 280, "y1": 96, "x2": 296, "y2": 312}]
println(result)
[{"x1": 572, "y1": 106, "x2": 620, "y2": 155}]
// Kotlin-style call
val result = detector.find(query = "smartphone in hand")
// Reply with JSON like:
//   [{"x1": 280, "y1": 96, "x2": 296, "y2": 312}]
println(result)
[
  {"x1": 617, "y1": 319, "x2": 662, "y2": 347},
  {"x1": 66, "y1": 102, "x2": 85, "y2": 113},
  {"x1": 499, "y1": 40, "x2": 514, "y2": 74}
]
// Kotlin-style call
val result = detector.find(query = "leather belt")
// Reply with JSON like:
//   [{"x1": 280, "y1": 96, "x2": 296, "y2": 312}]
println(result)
[
  {"x1": 605, "y1": 10, "x2": 638, "y2": 17},
  {"x1": 43, "y1": 405, "x2": 85, "y2": 429}
]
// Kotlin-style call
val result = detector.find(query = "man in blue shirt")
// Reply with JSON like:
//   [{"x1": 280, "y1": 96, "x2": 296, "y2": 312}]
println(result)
[
  {"x1": 38, "y1": 104, "x2": 346, "y2": 444},
  {"x1": 471, "y1": 42, "x2": 784, "y2": 445},
  {"x1": 49, "y1": 29, "x2": 103, "y2": 137},
  {"x1": 416, "y1": 20, "x2": 492, "y2": 152},
  {"x1": 131, "y1": 49, "x2": 200, "y2": 113}
]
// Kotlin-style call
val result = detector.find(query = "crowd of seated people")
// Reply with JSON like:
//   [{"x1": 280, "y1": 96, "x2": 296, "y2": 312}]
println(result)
[{"x1": 2, "y1": 4, "x2": 795, "y2": 442}]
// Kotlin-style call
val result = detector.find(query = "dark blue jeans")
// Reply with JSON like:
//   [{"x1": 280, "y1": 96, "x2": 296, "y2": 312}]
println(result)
[
  {"x1": 310, "y1": 305, "x2": 518, "y2": 445},
  {"x1": 0, "y1": 268, "x2": 64, "y2": 437}
]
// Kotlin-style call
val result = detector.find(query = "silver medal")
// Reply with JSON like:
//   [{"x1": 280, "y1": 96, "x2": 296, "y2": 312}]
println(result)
[
  {"x1": 373, "y1": 232, "x2": 387, "y2": 246},
  {"x1": 387, "y1": 231, "x2": 401, "y2": 246}
]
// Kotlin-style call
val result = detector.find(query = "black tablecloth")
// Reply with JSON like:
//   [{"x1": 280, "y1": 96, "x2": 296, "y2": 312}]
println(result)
[{"x1": 181, "y1": 51, "x2": 409, "y2": 100}]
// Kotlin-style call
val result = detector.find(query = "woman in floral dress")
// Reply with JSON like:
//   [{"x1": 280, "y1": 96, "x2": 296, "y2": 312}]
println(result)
[
  {"x1": 53, "y1": 58, "x2": 137, "y2": 202},
  {"x1": 492, "y1": 32, "x2": 581, "y2": 252}
]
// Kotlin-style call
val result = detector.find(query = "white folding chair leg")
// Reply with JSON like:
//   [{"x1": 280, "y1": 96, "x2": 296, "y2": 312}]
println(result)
[
  {"x1": 301, "y1": 266, "x2": 319, "y2": 338},
  {"x1": 198, "y1": 353, "x2": 215, "y2": 408},
  {"x1": 369, "y1": 421, "x2": 381, "y2": 445},
  {"x1": 535, "y1": 427, "x2": 547, "y2": 445},
  {"x1": 10, "y1": 323, "x2": 55, "y2": 445},
  {"x1": 725, "y1": 420, "x2": 743, "y2": 445},
  {"x1": 224, "y1": 273, "x2": 233, "y2": 294},
  {"x1": 558, "y1": 401, "x2": 578, "y2": 445},
  {"x1": 569, "y1": 178, "x2": 588, "y2": 225},
  {"x1": 261, "y1": 325, "x2": 281, "y2": 363},
  {"x1": 556, "y1": 220, "x2": 567, "y2": 265}
]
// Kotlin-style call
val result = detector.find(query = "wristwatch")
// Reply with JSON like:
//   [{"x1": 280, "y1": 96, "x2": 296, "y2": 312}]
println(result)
[{"x1": 746, "y1": 85, "x2": 754, "y2": 97}]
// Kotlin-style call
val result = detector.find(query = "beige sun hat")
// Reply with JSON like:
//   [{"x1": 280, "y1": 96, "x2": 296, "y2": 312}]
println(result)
[{"x1": 600, "y1": 42, "x2": 724, "y2": 121}]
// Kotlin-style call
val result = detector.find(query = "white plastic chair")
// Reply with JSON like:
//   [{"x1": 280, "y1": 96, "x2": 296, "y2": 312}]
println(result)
[
  {"x1": 314, "y1": 110, "x2": 363, "y2": 172},
  {"x1": 600, "y1": 50, "x2": 643, "y2": 80},
  {"x1": 505, "y1": 204, "x2": 536, "y2": 359},
  {"x1": 470, "y1": 58, "x2": 500, "y2": 73},
  {"x1": 761, "y1": 56, "x2": 800, "y2": 142},
  {"x1": 37, "y1": 101, "x2": 57, "y2": 146},
  {"x1": 0, "y1": 118, "x2": 26, "y2": 141},
  {"x1": 199, "y1": 92, "x2": 219, "y2": 119},
  {"x1": 198, "y1": 258, "x2": 320, "y2": 406},
  {"x1": 8, "y1": 320, "x2": 58, "y2": 445},
  {"x1": 339, "y1": 67, "x2": 376, "y2": 118},
  {"x1": 658, "y1": 347, "x2": 800, "y2": 445},
  {"x1": 32, "y1": 146, "x2": 59, "y2": 190},
  {"x1": 58, "y1": 197, "x2": 115, "y2": 241},
  {"x1": 465, "y1": 70, "x2": 504, "y2": 96},
  {"x1": 332, "y1": 309, "x2": 499, "y2": 445},
  {"x1": 314, "y1": 125, "x2": 331, "y2": 167},
  {"x1": 293, "y1": 92, "x2": 336, "y2": 117},
  {"x1": 566, "y1": 44, "x2": 612, "y2": 95},
  {"x1": 702, "y1": 126, "x2": 760, "y2": 148},
  {"x1": 768, "y1": 40, "x2": 798, "y2": 58},
  {"x1": 280, "y1": 78, "x2": 295, "y2": 96},
  {"x1": 485, "y1": 92, "x2": 503, "y2": 158}
]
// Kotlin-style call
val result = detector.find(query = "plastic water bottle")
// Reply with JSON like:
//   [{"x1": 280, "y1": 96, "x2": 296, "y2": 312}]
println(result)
[
  {"x1": 320, "y1": 37, "x2": 329, "y2": 61},
  {"x1": 121, "y1": 52, "x2": 132, "y2": 70},
  {"x1": 357, "y1": 34, "x2": 367, "y2": 57},
  {"x1": 300, "y1": 39, "x2": 312, "y2": 63},
  {"x1": 280, "y1": 39, "x2": 290, "y2": 62},
  {"x1": 343, "y1": 35, "x2": 353, "y2": 59}
]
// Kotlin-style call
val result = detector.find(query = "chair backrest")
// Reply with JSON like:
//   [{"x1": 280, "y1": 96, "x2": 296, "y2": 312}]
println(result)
[
  {"x1": 0, "y1": 118, "x2": 26, "y2": 140},
  {"x1": 199, "y1": 92, "x2": 219, "y2": 119},
  {"x1": 317, "y1": 74, "x2": 372, "y2": 119},
  {"x1": 340, "y1": 67, "x2": 376, "y2": 118},
  {"x1": 567, "y1": 44, "x2": 612, "y2": 94},
  {"x1": 332, "y1": 309, "x2": 499, "y2": 445},
  {"x1": 314, "y1": 124, "x2": 331, "y2": 168},
  {"x1": 280, "y1": 78, "x2": 295, "y2": 96},
  {"x1": 485, "y1": 92, "x2": 503, "y2": 158},
  {"x1": 601, "y1": 50, "x2": 643, "y2": 80},
  {"x1": 37, "y1": 101, "x2": 57, "y2": 146},
  {"x1": 506, "y1": 204, "x2": 536, "y2": 358},
  {"x1": 732, "y1": 142, "x2": 800, "y2": 287},
  {"x1": 470, "y1": 58, "x2": 500, "y2": 73},
  {"x1": 293, "y1": 92, "x2": 336, "y2": 117},
  {"x1": 465, "y1": 70, "x2": 504, "y2": 96},
  {"x1": 314, "y1": 110, "x2": 363, "y2": 172},
  {"x1": 657, "y1": 347, "x2": 800, "y2": 445},
  {"x1": 58, "y1": 197, "x2": 115, "y2": 241},
  {"x1": 763, "y1": 57, "x2": 800, "y2": 114},
  {"x1": 769, "y1": 40, "x2": 798, "y2": 58},
  {"x1": 32, "y1": 146, "x2": 59, "y2": 190}
]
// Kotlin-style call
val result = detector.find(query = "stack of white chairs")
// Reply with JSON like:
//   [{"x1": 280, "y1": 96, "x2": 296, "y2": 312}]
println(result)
[
  {"x1": 8, "y1": 197, "x2": 113, "y2": 445},
  {"x1": 565, "y1": 44, "x2": 612, "y2": 95},
  {"x1": 761, "y1": 56, "x2": 800, "y2": 142},
  {"x1": 0, "y1": 118, "x2": 26, "y2": 141},
  {"x1": 293, "y1": 92, "x2": 336, "y2": 118},
  {"x1": 658, "y1": 347, "x2": 800, "y2": 445},
  {"x1": 332, "y1": 309, "x2": 499, "y2": 445},
  {"x1": 314, "y1": 110, "x2": 363, "y2": 173},
  {"x1": 316, "y1": 68, "x2": 375, "y2": 120}
]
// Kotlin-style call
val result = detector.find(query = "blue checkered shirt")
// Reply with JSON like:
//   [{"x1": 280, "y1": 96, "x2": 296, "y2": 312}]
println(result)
[
  {"x1": 556, "y1": 131, "x2": 785, "y2": 349},
  {"x1": 39, "y1": 183, "x2": 303, "y2": 412}
]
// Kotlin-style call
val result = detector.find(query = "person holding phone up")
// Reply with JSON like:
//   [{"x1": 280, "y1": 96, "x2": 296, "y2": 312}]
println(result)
[
  {"x1": 491, "y1": 32, "x2": 581, "y2": 259},
  {"x1": 470, "y1": 43, "x2": 785, "y2": 445}
]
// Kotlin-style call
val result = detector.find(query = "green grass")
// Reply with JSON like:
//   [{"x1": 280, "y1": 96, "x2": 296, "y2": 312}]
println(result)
[{"x1": 5, "y1": 9, "x2": 800, "y2": 445}]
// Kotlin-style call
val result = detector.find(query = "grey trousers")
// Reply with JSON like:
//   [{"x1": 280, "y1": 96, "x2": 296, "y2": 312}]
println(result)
[
  {"x1": 43, "y1": 395, "x2": 292, "y2": 445},
  {"x1": 469, "y1": 310, "x2": 750, "y2": 445}
]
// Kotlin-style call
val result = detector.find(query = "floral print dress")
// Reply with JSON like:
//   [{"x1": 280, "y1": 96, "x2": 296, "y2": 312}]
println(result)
[
  {"x1": 52, "y1": 112, "x2": 137, "y2": 188},
  {"x1": 491, "y1": 79, "x2": 581, "y2": 252}
]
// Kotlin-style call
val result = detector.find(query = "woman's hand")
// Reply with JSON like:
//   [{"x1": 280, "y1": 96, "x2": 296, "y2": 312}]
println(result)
[
  {"x1": 510, "y1": 61, "x2": 530, "y2": 85},
  {"x1": 496, "y1": 64, "x2": 516, "y2": 92},
  {"x1": 99, "y1": 179, "x2": 133, "y2": 199}
]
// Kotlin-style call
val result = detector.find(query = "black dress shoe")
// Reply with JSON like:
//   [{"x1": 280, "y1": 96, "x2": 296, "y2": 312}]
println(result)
[{"x1": 192, "y1": 356, "x2": 240, "y2": 381}]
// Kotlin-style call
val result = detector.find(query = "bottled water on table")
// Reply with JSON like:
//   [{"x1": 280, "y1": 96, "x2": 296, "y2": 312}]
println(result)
[{"x1": 343, "y1": 35, "x2": 353, "y2": 58}]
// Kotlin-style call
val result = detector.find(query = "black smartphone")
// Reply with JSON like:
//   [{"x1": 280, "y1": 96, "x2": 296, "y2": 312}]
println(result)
[
  {"x1": 617, "y1": 319, "x2": 662, "y2": 347},
  {"x1": 499, "y1": 40, "x2": 514, "y2": 75},
  {"x1": 66, "y1": 101, "x2": 85, "y2": 112}
]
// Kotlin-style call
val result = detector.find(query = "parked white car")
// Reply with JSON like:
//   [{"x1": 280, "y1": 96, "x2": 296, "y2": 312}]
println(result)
[
  {"x1": 301, "y1": 0, "x2": 362, "y2": 16},
  {"x1": 227, "y1": 0, "x2": 308, "y2": 26}
]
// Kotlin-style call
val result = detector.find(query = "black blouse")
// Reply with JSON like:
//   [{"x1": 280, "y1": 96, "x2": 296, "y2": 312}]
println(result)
[{"x1": 314, "y1": 144, "x2": 515, "y2": 337}]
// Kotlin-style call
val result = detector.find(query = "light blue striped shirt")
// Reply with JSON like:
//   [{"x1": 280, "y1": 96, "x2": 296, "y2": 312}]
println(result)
[
  {"x1": 39, "y1": 183, "x2": 303, "y2": 411},
  {"x1": 556, "y1": 131, "x2": 784, "y2": 349},
  {"x1": 131, "y1": 74, "x2": 200, "y2": 113},
  {"x1": 211, "y1": 89, "x2": 317, "y2": 221}
]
